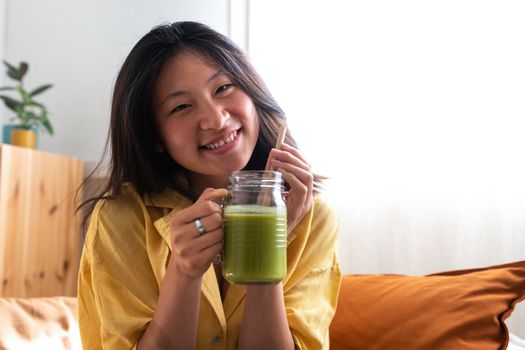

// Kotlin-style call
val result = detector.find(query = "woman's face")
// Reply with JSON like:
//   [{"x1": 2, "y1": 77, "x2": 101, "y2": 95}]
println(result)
[{"x1": 153, "y1": 51, "x2": 260, "y2": 185}]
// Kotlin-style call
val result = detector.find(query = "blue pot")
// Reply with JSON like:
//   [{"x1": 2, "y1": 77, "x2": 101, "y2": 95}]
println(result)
[{"x1": 2, "y1": 124, "x2": 39, "y2": 147}]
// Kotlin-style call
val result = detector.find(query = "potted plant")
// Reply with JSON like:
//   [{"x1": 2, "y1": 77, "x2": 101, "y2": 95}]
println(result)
[{"x1": 0, "y1": 60, "x2": 53, "y2": 148}]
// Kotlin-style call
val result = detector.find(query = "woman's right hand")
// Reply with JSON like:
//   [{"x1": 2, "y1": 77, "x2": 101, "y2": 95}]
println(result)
[{"x1": 168, "y1": 188, "x2": 229, "y2": 278}]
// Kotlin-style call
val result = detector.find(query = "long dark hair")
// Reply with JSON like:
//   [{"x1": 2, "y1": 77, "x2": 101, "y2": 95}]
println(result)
[{"x1": 79, "y1": 21, "x2": 297, "y2": 222}]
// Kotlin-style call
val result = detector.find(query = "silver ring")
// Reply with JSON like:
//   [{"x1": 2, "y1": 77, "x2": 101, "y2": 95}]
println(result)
[{"x1": 194, "y1": 218, "x2": 206, "y2": 235}]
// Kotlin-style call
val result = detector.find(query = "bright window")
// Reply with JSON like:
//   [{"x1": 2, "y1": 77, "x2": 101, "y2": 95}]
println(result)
[{"x1": 241, "y1": 1, "x2": 525, "y2": 275}]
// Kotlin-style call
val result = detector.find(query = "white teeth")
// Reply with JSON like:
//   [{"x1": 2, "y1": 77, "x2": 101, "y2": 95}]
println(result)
[{"x1": 205, "y1": 131, "x2": 237, "y2": 150}]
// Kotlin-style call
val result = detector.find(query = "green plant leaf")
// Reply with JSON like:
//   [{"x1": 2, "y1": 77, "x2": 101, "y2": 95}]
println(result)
[
  {"x1": 3, "y1": 60, "x2": 22, "y2": 81},
  {"x1": 17, "y1": 110, "x2": 34, "y2": 127},
  {"x1": 2, "y1": 61, "x2": 29, "y2": 81},
  {"x1": 37, "y1": 106, "x2": 54, "y2": 135},
  {"x1": 41, "y1": 116, "x2": 54, "y2": 135},
  {"x1": 2, "y1": 60, "x2": 17, "y2": 71},
  {"x1": 2, "y1": 60, "x2": 53, "y2": 136},
  {"x1": 29, "y1": 100, "x2": 44, "y2": 108},
  {"x1": 29, "y1": 83, "x2": 53, "y2": 97},
  {"x1": 18, "y1": 62, "x2": 29, "y2": 80},
  {"x1": 18, "y1": 86, "x2": 31, "y2": 104},
  {"x1": 0, "y1": 95, "x2": 22, "y2": 111}
]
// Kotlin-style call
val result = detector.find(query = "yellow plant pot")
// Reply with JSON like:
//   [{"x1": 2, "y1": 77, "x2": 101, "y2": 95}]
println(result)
[{"x1": 10, "y1": 129, "x2": 37, "y2": 149}]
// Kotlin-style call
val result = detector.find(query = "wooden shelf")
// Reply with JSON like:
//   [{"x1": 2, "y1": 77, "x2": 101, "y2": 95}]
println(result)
[{"x1": 0, "y1": 144, "x2": 84, "y2": 297}]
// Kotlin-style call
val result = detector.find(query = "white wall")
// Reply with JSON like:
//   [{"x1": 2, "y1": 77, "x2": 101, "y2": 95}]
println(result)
[
  {"x1": 0, "y1": 0, "x2": 4, "y2": 59},
  {"x1": 3, "y1": 0, "x2": 229, "y2": 163},
  {"x1": 0, "y1": 0, "x2": 6, "y2": 113}
]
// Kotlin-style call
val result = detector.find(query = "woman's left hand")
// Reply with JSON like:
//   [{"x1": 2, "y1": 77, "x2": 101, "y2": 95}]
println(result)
[{"x1": 266, "y1": 143, "x2": 314, "y2": 233}]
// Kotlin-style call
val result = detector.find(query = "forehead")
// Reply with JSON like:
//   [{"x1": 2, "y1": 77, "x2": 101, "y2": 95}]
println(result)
[
  {"x1": 153, "y1": 51, "x2": 217, "y2": 99},
  {"x1": 165, "y1": 51, "x2": 216, "y2": 77}
]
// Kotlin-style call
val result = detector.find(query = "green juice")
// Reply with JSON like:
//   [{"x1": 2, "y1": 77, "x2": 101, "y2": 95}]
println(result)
[{"x1": 223, "y1": 205, "x2": 287, "y2": 284}]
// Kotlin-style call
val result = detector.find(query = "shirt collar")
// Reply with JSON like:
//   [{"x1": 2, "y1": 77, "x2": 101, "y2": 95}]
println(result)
[
  {"x1": 143, "y1": 186, "x2": 193, "y2": 209},
  {"x1": 144, "y1": 187, "x2": 194, "y2": 251}
]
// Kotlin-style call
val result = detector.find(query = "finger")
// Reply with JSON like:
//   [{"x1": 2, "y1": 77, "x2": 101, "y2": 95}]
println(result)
[
  {"x1": 270, "y1": 148, "x2": 311, "y2": 171},
  {"x1": 195, "y1": 228, "x2": 224, "y2": 251},
  {"x1": 267, "y1": 146, "x2": 308, "y2": 172},
  {"x1": 197, "y1": 240, "x2": 223, "y2": 263},
  {"x1": 198, "y1": 187, "x2": 229, "y2": 203},
  {"x1": 175, "y1": 199, "x2": 223, "y2": 224},
  {"x1": 196, "y1": 212, "x2": 223, "y2": 235},
  {"x1": 181, "y1": 241, "x2": 222, "y2": 275},
  {"x1": 170, "y1": 205, "x2": 222, "y2": 249},
  {"x1": 277, "y1": 167, "x2": 312, "y2": 202},
  {"x1": 174, "y1": 228, "x2": 223, "y2": 257},
  {"x1": 275, "y1": 144, "x2": 328, "y2": 182},
  {"x1": 185, "y1": 212, "x2": 223, "y2": 237},
  {"x1": 279, "y1": 143, "x2": 311, "y2": 168},
  {"x1": 279, "y1": 169, "x2": 314, "y2": 228},
  {"x1": 274, "y1": 162, "x2": 314, "y2": 190}
]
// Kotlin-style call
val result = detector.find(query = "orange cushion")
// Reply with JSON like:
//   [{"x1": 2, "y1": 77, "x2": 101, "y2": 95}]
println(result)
[{"x1": 329, "y1": 261, "x2": 525, "y2": 350}]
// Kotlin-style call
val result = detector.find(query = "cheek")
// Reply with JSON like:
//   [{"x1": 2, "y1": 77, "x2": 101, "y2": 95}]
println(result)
[
  {"x1": 160, "y1": 120, "x2": 188, "y2": 148},
  {"x1": 235, "y1": 97, "x2": 259, "y2": 126}
]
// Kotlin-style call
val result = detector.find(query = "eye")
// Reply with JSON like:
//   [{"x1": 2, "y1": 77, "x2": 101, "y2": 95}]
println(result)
[
  {"x1": 215, "y1": 83, "x2": 234, "y2": 95},
  {"x1": 171, "y1": 103, "x2": 191, "y2": 114}
]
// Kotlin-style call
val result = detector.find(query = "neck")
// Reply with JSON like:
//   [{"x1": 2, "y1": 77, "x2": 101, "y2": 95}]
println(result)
[{"x1": 188, "y1": 172, "x2": 229, "y2": 195}]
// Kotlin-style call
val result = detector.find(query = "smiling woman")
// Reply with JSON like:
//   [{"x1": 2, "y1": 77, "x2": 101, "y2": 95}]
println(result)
[{"x1": 77, "y1": 21, "x2": 341, "y2": 350}]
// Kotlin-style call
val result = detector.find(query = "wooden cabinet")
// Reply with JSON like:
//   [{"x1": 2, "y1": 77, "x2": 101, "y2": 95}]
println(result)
[{"x1": 0, "y1": 144, "x2": 84, "y2": 297}]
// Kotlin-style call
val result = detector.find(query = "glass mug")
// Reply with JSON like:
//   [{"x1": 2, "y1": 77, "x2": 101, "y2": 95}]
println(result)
[{"x1": 222, "y1": 171, "x2": 287, "y2": 284}]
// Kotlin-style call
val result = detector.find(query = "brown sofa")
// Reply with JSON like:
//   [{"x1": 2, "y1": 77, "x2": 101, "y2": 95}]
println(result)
[
  {"x1": 1, "y1": 260, "x2": 524, "y2": 350},
  {"x1": 0, "y1": 297, "x2": 80, "y2": 350}
]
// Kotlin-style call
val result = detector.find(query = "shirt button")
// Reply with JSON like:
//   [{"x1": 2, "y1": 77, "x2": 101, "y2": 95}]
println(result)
[{"x1": 211, "y1": 336, "x2": 222, "y2": 344}]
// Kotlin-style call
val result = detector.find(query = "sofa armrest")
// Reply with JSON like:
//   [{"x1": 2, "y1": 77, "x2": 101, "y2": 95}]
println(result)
[{"x1": 0, "y1": 297, "x2": 80, "y2": 350}]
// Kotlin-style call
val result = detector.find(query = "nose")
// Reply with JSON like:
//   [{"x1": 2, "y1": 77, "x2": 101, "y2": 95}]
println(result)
[{"x1": 198, "y1": 100, "x2": 230, "y2": 130}]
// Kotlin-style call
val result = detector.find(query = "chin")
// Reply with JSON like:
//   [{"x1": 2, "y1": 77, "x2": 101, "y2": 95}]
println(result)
[{"x1": 224, "y1": 159, "x2": 251, "y2": 173}]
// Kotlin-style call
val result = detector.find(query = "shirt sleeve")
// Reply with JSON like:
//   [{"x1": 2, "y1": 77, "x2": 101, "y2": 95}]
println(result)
[
  {"x1": 283, "y1": 198, "x2": 342, "y2": 349},
  {"x1": 78, "y1": 197, "x2": 159, "y2": 350}
]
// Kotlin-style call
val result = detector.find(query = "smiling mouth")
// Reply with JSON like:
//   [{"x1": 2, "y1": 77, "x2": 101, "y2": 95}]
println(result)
[{"x1": 203, "y1": 130, "x2": 239, "y2": 150}]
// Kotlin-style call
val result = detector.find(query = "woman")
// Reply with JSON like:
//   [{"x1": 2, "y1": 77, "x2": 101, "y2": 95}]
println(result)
[{"x1": 78, "y1": 21, "x2": 341, "y2": 350}]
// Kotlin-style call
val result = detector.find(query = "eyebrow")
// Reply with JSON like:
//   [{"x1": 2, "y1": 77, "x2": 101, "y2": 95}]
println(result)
[{"x1": 161, "y1": 70, "x2": 224, "y2": 105}]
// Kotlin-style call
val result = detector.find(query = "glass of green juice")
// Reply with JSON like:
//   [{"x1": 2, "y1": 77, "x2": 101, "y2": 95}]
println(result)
[{"x1": 222, "y1": 171, "x2": 287, "y2": 284}]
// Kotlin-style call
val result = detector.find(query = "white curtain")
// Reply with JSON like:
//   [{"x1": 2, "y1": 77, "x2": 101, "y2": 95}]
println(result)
[{"x1": 241, "y1": 0, "x2": 525, "y2": 334}]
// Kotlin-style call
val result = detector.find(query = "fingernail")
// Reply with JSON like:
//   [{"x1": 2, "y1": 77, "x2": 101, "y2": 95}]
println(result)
[{"x1": 273, "y1": 159, "x2": 283, "y2": 165}]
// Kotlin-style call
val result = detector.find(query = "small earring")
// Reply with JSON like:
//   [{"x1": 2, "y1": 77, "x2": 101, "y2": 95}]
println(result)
[{"x1": 155, "y1": 143, "x2": 164, "y2": 154}]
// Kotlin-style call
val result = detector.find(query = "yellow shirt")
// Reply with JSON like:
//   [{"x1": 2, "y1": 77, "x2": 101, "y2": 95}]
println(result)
[{"x1": 78, "y1": 183, "x2": 341, "y2": 350}]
